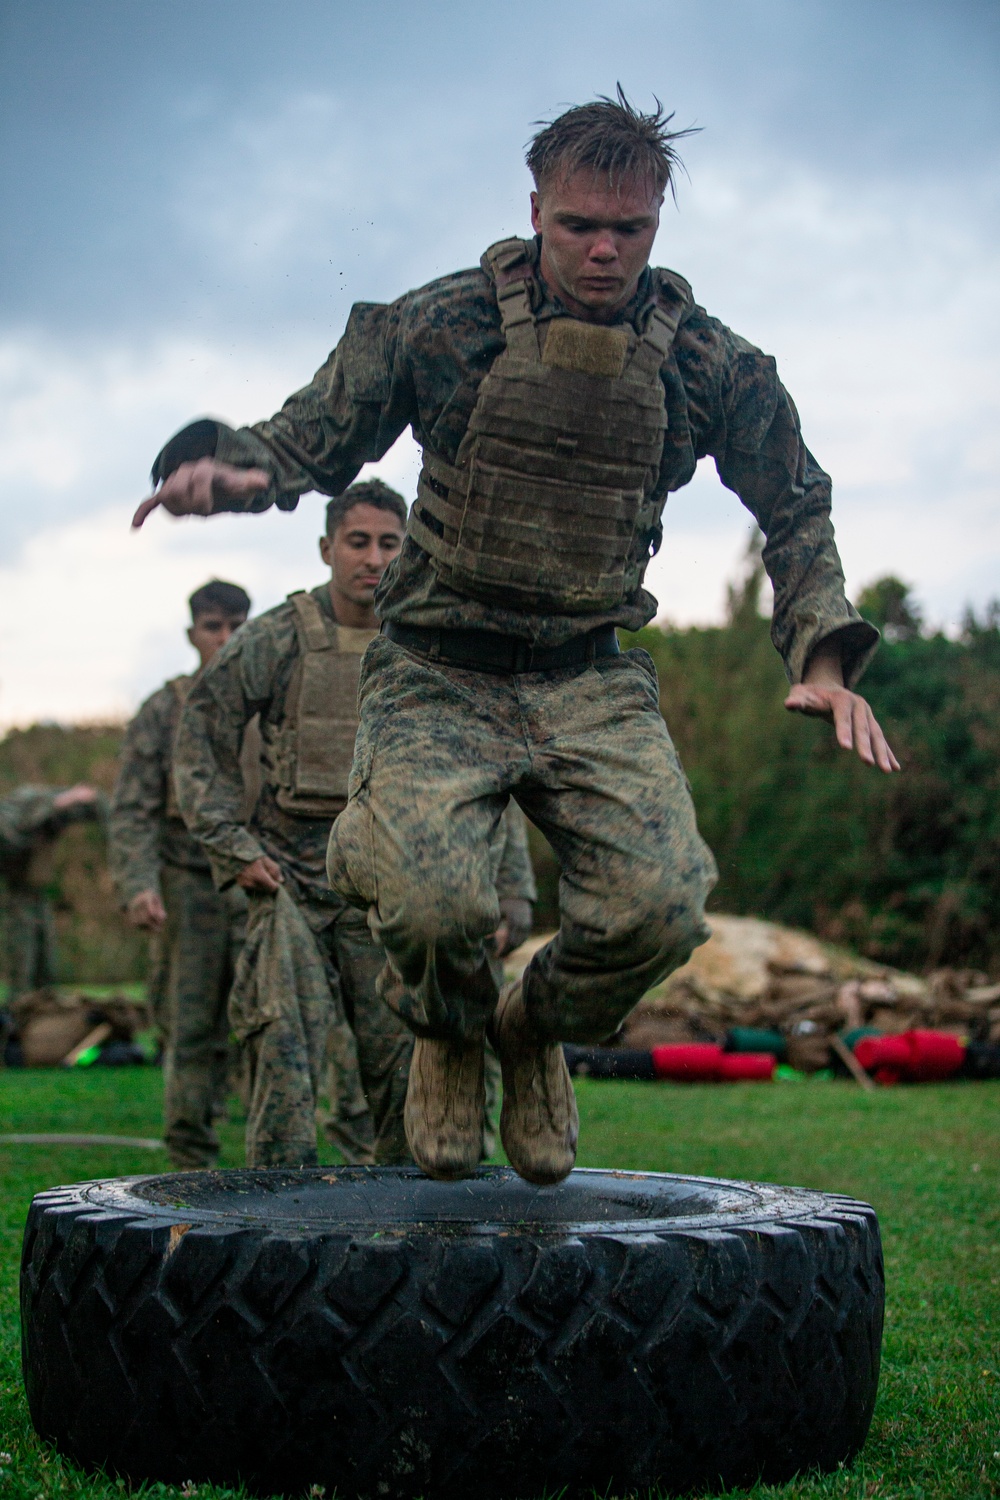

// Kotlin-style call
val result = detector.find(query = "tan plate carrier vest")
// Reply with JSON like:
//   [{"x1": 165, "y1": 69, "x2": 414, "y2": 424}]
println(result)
[
  {"x1": 406, "y1": 237, "x2": 686, "y2": 615},
  {"x1": 267, "y1": 591, "x2": 376, "y2": 818}
]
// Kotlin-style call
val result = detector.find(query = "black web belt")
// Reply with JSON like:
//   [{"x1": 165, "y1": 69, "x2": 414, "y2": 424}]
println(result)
[{"x1": 382, "y1": 621, "x2": 620, "y2": 674}]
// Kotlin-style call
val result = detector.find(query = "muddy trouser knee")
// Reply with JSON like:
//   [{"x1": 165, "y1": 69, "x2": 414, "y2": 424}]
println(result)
[
  {"x1": 327, "y1": 636, "x2": 717, "y2": 1048},
  {"x1": 159, "y1": 864, "x2": 234, "y2": 1168}
]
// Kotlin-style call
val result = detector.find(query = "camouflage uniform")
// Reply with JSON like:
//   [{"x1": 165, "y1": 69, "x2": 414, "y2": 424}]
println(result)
[
  {"x1": 156, "y1": 237, "x2": 879, "y2": 1052},
  {"x1": 109, "y1": 679, "x2": 248, "y2": 1168},
  {"x1": 483, "y1": 801, "x2": 536, "y2": 1156},
  {"x1": 0, "y1": 786, "x2": 103, "y2": 1000},
  {"x1": 172, "y1": 585, "x2": 413, "y2": 1169},
  {"x1": 324, "y1": 801, "x2": 537, "y2": 1162}
]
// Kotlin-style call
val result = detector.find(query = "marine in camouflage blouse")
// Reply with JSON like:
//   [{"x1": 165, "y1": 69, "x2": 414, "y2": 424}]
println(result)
[{"x1": 153, "y1": 237, "x2": 878, "y2": 680}]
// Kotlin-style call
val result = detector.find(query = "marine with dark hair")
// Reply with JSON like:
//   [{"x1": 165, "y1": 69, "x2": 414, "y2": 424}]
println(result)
[
  {"x1": 137, "y1": 89, "x2": 898, "y2": 1185},
  {"x1": 171, "y1": 483, "x2": 415, "y2": 1167},
  {"x1": 109, "y1": 578, "x2": 252, "y2": 1167}
]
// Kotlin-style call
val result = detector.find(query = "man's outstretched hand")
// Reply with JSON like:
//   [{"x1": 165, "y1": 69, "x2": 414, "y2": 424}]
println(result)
[
  {"x1": 785, "y1": 639, "x2": 899, "y2": 773},
  {"x1": 132, "y1": 458, "x2": 271, "y2": 529}
]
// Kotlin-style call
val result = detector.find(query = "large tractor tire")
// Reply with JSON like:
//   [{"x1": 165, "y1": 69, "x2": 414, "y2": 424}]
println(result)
[{"x1": 21, "y1": 1166, "x2": 883, "y2": 1498}]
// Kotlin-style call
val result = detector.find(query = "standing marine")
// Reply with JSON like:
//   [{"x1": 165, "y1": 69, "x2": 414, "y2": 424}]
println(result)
[
  {"x1": 0, "y1": 784, "x2": 104, "y2": 1000},
  {"x1": 172, "y1": 481, "x2": 415, "y2": 1168},
  {"x1": 136, "y1": 90, "x2": 898, "y2": 1185},
  {"x1": 108, "y1": 579, "x2": 252, "y2": 1169}
]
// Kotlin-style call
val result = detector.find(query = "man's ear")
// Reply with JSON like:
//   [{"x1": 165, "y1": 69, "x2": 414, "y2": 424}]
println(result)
[
  {"x1": 186, "y1": 624, "x2": 196, "y2": 648},
  {"x1": 529, "y1": 190, "x2": 542, "y2": 234},
  {"x1": 319, "y1": 534, "x2": 333, "y2": 565}
]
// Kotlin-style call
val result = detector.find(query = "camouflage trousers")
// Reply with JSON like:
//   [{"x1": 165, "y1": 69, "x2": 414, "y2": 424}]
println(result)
[
  {"x1": 154, "y1": 864, "x2": 246, "y2": 1169},
  {"x1": 230, "y1": 884, "x2": 412, "y2": 1169},
  {"x1": 0, "y1": 889, "x2": 57, "y2": 998},
  {"x1": 328, "y1": 636, "x2": 717, "y2": 1045}
]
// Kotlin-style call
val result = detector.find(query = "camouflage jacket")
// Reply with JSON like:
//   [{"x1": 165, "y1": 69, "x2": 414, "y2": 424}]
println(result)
[
  {"x1": 173, "y1": 585, "x2": 339, "y2": 903},
  {"x1": 154, "y1": 237, "x2": 878, "y2": 682},
  {"x1": 0, "y1": 785, "x2": 103, "y2": 892},
  {"x1": 108, "y1": 678, "x2": 209, "y2": 904}
]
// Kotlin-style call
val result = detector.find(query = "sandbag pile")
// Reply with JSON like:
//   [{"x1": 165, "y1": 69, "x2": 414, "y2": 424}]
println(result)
[
  {"x1": 611, "y1": 915, "x2": 1000, "y2": 1062},
  {"x1": 508, "y1": 915, "x2": 1000, "y2": 1079},
  {"x1": 2, "y1": 989, "x2": 148, "y2": 1068}
]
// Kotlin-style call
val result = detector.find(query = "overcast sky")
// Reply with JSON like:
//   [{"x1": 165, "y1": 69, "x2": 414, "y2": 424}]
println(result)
[{"x1": 1, "y1": 0, "x2": 997, "y2": 725}]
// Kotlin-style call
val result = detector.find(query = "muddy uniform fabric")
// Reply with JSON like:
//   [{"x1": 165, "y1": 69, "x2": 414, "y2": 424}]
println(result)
[
  {"x1": 327, "y1": 801, "x2": 537, "y2": 1163},
  {"x1": 0, "y1": 787, "x2": 102, "y2": 999},
  {"x1": 109, "y1": 679, "x2": 248, "y2": 1168},
  {"x1": 481, "y1": 801, "x2": 536, "y2": 1156},
  {"x1": 329, "y1": 634, "x2": 714, "y2": 1046},
  {"x1": 156, "y1": 235, "x2": 878, "y2": 1052},
  {"x1": 173, "y1": 586, "x2": 412, "y2": 1168}
]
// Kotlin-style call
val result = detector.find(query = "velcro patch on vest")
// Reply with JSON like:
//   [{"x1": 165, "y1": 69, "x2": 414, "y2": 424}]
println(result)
[{"x1": 542, "y1": 320, "x2": 629, "y2": 378}]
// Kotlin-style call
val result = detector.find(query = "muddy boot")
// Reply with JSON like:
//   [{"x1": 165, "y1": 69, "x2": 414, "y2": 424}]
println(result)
[
  {"x1": 492, "y1": 979, "x2": 578, "y2": 1186},
  {"x1": 404, "y1": 1035, "x2": 485, "y2": 1181}
]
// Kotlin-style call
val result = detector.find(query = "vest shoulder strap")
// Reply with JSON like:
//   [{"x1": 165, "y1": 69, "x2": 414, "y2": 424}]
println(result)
[
  {"x1": 626, "y1": 273, "x2": 691, "y2": 380},
  {"x1": 288, "y1": 590, "x2": 335, "y2": 652},
  {"x1": 483, "y1": 236, "x2": 538, "y2": 358}
]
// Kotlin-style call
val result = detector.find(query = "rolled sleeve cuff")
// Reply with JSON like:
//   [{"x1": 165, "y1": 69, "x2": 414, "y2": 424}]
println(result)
[
  {"x1": 785, "y1": 616, "x2": 881, "y2": 690},
  {"x1": 212, "y1": 425, "x2": 297, "y2": 514},
  {"x1": 117, "y1": 870, "x2": 163, "y2": 908},
  {"x1": 204, "y1": 828, "x2": 268, "y2": 891}
]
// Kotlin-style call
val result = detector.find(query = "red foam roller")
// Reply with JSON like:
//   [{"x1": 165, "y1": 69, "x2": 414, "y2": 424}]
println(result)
[
  {"x1": 903, "y1": 1029, "x2": 964, "y2": 1081},
  {"x1": 854, "y1": 1035, "x2": 910, "y2": 1074},
  {"x1": 718, "y1": 1052, "x2": 775, "y2": 1082},
  {"x1": 651, "y1": 1044, "x2": 725, "y2": 1081}
]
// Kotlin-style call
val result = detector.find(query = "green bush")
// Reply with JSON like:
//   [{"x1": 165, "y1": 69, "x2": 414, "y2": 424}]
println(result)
[{"x1": 531, "y1": 560, "x2": 1000, "y2": 975}]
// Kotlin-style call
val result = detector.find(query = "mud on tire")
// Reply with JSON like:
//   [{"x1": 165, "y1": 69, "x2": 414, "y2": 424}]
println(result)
[{"x1": 21, "y1": 1166, "x2": 883, "y2": 1498}]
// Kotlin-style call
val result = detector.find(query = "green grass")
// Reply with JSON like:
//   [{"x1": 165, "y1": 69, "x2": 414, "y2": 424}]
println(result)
[{"x1": 1, "y1": 1071, "x2": 999, "y2": 1499}]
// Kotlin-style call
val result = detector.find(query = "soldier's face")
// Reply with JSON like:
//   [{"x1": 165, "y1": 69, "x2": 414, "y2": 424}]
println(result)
[
  {"x1": 531, "y1": 168, "x2": 662, "y2": 321},
  {"x1": 320, "y1": 503, "x2": 404, "y2": 606},
  {"x1": 187, "y1": 611, "x2": 247, "y2": 669}
]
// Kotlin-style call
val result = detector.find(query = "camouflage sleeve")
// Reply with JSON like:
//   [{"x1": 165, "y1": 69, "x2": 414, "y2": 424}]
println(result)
[
  {"x1": 706, "y1": 327, "x2": 880, "y2": 688},
  {"x1": 152, "y1": 296, "x2": 415, "y2": 514},
  {"x1": 0, "y1": 785, "x2": 100, "y2": 853},
  {"x1": 495, "y1": 803, "x2": 537, "y2": 903},
  {"x1": 108, "y1": 688, "x2": 174, "y2": 904},
  {"x1": 173, "y1": 609, "x2": 294, "y2": 888},
  {"x1": 0, "y1": 786, "x2": 64, "y2": 857}
]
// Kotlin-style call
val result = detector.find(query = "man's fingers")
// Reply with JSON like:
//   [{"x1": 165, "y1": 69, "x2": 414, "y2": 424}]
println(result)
[
  {"x1": 868, "y1": 709, "x2": 901, "y2": 773},
  {"x1": 132, "y1": 495, "x2": 161, "y2": 529},
  {"x1": 788, "y1": 683, "x2": 900, "y2": 773},
  {"x1": 133, "y1": 461, "x2": 270, "y2": 531},
  {"x1": 852, "y1": 696, "x2": 874, "y2": 766},
  {"x1": 831, "y1": 692, "x2": 854, "y2": 752},
  {"x1": 223, "y1": 467, "x2": 272, "y2": 496}
]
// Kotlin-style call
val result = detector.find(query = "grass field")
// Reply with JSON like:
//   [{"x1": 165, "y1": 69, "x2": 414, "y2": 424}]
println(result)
[{"x1": 1, "y1": 1069, "x2": 998, "y2": 1499}]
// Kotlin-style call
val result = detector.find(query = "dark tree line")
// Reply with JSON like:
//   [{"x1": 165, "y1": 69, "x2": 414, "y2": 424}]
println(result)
[{"x1": 623, "y1": 562, "x2": 1000, "y2": 973}]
